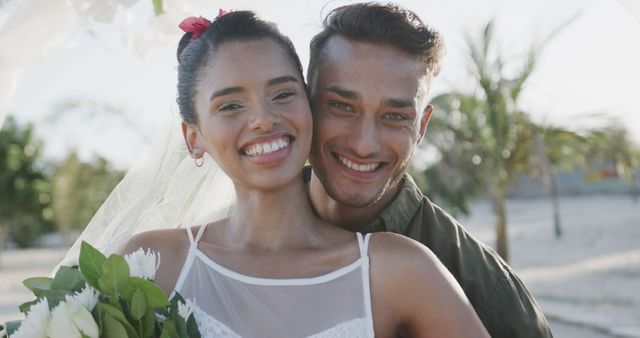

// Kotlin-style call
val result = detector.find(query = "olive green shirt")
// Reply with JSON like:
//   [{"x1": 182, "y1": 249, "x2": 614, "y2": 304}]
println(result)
[{"x1": 363, "y1": 174, "x2": 553, "y2": 338}]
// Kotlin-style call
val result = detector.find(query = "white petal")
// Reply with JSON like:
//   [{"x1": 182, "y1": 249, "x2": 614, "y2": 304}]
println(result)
[
  {"x1": 48, "y1": 303, "x2": 81, "y2": 338},
  {"x1": 72, "y1": 307, "x2": 99, "y2": 338}
]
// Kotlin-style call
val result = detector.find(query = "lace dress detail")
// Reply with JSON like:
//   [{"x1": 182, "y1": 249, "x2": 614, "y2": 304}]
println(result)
[
  {"x1": 172, "y1": 227, "x2": 375, "y2": 338},
  {"x1": 190, "y1": 303, "x2": 241, "y2": 338},
  {"x1": 192, "y1": 304, "x2": 373, "y2": 338},
  {"x1": 307, "y1": 318, "x2": 374, "y2": 338}
]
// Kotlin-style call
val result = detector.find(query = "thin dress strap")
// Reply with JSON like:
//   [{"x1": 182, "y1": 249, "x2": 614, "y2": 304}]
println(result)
[
  {"x1": 357, "y1": 232, "x2": 374, "y2": 335},
  {"x1": 356, "y1": 232, "x2": 373, "y2": 258},
  {"x1": 185, "y1": 225, "x2": 207, "y2": 247},
  {"x1": 185, "y1": 227, "x2": 196, "y2": 246},
  {"x1": 193, "y1": 224, "x2": 207, "y2": 245}
]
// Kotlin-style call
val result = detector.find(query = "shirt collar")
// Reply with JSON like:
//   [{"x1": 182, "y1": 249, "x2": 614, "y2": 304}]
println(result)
[{"x1": 364, "y1": 174, "x2": 423, "y2": 233}]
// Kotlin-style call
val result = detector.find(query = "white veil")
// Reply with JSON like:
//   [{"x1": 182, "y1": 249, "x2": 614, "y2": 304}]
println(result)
[{"x1": 56, "y1": 114, "x2": 236, "y2": 268}]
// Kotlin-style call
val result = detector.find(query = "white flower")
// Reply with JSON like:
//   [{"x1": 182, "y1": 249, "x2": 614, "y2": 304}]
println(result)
[
  {"x1": 177, "y1": 299, "x2": 195, "y2": 321},
  {"x1": 66, "y1": 286, "x2": 99, "y2": 311},
  {"x1": 124, "y1": 248, "x2": 161, "y2": 280},
  {"x1": 1, "y1": 325, "x2": 8, "y2": 338},
  {"x1": 11, "y1": 298, "x2": 50, "y2": 338},
  {"x1": 47, "y1": 300, "x2": 98, "y2": 338}
]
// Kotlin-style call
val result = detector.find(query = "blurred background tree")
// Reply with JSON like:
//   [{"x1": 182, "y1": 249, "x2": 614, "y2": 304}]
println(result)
[
  {"x1": 584, "y1": 121, "x2": 640, "y2": 202},
  {"x1": 0, "y1": 117, "x2": 52, "y2": 260},
  {"x1": 0, "y1": 116, "x2": 125, "y2": 258},
  {"x1": 420, "y1": 21, "x2": 539, "y2": 262},
  {"x1": 50, "y1": 153, "x2": 125, "y2": 245},
  {"x1": 531, "y1": 126, "x2": 588, "y2": 238}
]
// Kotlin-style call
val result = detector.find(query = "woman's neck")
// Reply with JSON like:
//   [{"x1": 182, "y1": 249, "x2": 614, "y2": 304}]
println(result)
[{"x1": 221, "y1": 176, "x2": 322, "y2": 252}]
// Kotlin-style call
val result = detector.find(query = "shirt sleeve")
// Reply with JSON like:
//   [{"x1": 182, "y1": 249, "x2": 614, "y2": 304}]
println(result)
[{"x1": 408, "y1": 200, "x2": 554, "y2": 338}]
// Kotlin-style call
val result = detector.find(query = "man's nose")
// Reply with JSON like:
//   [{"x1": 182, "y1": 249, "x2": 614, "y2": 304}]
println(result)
[{"x1": 349, "y1": 116, "x2": 381, "y2": 157}]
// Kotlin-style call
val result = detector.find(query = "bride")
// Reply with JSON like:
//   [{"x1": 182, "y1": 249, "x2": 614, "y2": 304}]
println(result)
[{"x1": 97, "y1": 10, "x2": 487, "y2": 338}]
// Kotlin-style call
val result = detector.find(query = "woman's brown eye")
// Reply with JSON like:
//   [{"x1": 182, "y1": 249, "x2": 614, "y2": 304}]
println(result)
[
  {"x1": 274, "y1": 92, "x2": 295, "y2": 100},
  {"x1": 220, "y1": 103, "x2": 242, "y2": 111}
]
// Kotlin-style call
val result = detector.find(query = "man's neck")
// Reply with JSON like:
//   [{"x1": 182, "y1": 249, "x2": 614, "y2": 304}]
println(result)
[{"x1": 307, "y1": 171, "x2": 401, "y2": 232}]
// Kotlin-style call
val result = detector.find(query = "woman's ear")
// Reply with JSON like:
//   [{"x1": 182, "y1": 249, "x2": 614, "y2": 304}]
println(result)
[{"x1": 182, "y1": 121, "x2": 202, "y2": 156}]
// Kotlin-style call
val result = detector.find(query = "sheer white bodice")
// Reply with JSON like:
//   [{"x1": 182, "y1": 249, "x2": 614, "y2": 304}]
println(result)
[{"x1": 172, "y1": 226, "x2": 375, "y2": 338}]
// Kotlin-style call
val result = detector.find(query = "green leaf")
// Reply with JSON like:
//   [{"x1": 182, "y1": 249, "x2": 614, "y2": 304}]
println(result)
[
  {"x1": 102, "y1": 312, "x2": 128, "y2": 338},
  {"x1": 175, "y1": 313, "x2": 188, "y2": 338},
  {"x1": 100, "y1": 303, "x2": 140, "y2": 338},
  {"x1": 51, "y1": 266, "x2": 85, "y2": 293},
  {"x1": 99, "y1": 255, "x2": 130, "y2": 297},
  {"x1": 128, "y1": 277, "x2": 169, "y2": 309},
  {"x1": 80, "y1": 241, "x2": 107, "y2": 289},
  {"x1": 130, "y1": 288, "x2": 147, "y2": 320},
  {"x1": 4, "y1": 320, "x2": 23, "y2": 336},
  {"x1": 186, "y1": 313, "x2": 201, "y2": 338},
  {"x1": 43, "y1": 289, "x2": 71, "y2": 310},
  {"x1": 160, "y1": 319, "x2": 179, "y2": 338},
  {"x1": 92, "y1": 305, "x2": 104, "y2": 337},
  {"x1": 22, "y1": 277, "x2": 52, "y2": 297},
  {"x1": 18, "y1": 299, "x2": 40, "y2": 315},
  {"x1": 140, "y1": 309, "x2": 157, "y2": 338},
  {"x1": 152, "y1": 0, "x2": 163, "y2": 16}
]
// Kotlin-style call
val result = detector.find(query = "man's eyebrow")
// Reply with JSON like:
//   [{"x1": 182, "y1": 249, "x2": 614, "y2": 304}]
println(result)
[
  {"x1": 210, "y1": 87, "x2": 244, "y2": 101},
  {"x1": 267, "y1": 76, "x2": 299, "y2": 87},
  {"x1": 383, "y1": 98, "x2": 414, "y2": 108},
  {"x1": 326, "y1": 86, "x2": 361, "y2": 101}
]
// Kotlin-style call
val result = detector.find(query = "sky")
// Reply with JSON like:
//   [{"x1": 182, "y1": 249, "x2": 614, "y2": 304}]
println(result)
[{"x1": 1, "y1": 0, "x2": 639, "y2": 168}]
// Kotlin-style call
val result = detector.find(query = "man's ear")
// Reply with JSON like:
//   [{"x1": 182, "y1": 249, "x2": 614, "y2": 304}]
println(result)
[
  {"x1": 181, "y1": 121, "x2": 201, "y2": 156},
  {"x1": 417, "y1": 104, "x2": 433, "y2": 144}
]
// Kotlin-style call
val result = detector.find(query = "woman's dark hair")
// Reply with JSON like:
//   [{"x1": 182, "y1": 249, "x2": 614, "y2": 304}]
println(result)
[
  {"x1": 307, "y1": 3, "x2": 445, "y2": 94},
  {"x1": 177, "y1": 11, "x2": 304, "y2": 125}
]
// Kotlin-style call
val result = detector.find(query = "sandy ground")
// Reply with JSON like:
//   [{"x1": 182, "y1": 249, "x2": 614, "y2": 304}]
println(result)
[
  {"x1": 459, "y1": 194, "x2": 640, "y2": 337},
  {"x1": 0, "y1": 194, "x2": 638, "y2": 337}
]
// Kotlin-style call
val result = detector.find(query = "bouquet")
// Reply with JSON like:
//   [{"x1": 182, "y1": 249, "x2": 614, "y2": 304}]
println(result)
[{"x1": 0, "y1": 242, "x2": 200, "y2": 338}]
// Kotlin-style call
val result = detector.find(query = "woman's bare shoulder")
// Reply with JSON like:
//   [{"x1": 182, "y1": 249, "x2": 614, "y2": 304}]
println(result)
[
  {"x1": 368, "y1": 232, "x2": 489, "y2": 337},
  {"x1": 122, "y1": 228, "x2": 191, "y2": 256},
  {"x1": 367, "y1": 232, "x2": 443, "y2": 273}
]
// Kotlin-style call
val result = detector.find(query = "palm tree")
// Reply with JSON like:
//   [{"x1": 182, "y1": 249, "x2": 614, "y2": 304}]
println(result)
[
  {"x1": 423, "y1": 21, "x2": 546, "y2": 262},
  {"x1": 533, "y1": 126, "x2": 588, "y2": 237},
  {"x1": 585, "y1": 122, "x2": 640, "y2": 202}
]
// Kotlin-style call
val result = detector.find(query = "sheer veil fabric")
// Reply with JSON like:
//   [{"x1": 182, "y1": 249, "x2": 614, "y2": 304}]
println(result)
[{"x1": 55, "y1": 114, "x2": 236, "y2": 270}]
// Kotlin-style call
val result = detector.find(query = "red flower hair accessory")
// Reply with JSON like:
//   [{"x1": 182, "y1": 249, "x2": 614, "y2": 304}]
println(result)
[{"x1": 179, "y1": 16, "x2": 212, "y2": 41}]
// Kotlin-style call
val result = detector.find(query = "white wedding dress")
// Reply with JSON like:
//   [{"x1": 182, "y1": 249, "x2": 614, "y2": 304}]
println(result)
[{"x1": 172, "y1": 226, "x2": 375, "y2": 338}]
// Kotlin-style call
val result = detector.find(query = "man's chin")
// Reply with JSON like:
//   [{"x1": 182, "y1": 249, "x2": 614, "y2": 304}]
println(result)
[{"x1": 327, "y1": 187, "x2": 385, "y2": 209}]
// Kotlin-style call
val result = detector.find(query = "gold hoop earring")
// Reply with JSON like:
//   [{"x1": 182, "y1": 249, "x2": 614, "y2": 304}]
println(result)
[{"x1": 194, "y1": 154, "x2": 204, "y2": 167}]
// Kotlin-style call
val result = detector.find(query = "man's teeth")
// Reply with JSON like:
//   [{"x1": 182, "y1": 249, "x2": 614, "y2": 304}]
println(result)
[
  {"x1": 244, "y1": 138, "x2": 290, "y2": 156},
  {"x1": 338, "y1": 155, "x2": 378, "y2": 172}
]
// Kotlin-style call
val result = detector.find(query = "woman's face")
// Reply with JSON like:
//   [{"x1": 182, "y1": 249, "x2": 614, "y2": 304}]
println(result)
[{"x1": 184, "y1": 39, "x2": 312, "y2": 191}]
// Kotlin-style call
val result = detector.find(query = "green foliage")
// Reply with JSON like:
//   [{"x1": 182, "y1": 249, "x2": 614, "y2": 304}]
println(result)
[
  {"x1": 0, "y1": 117, "x2": 51, "y2": 249},
  {"x1": 80, "y1": 241, "x2": 108, "y2": 289},
  {"x1": 99, "y1": 255, "x2": 130, "y2": 297},
  {"x1": 9, "y1": 242, "x2": 195, "y2": 337},
  {"x1": 420, "y1": 20, "x2": 546, "y2": 261},
  {"x1": 152, "y1": 0, "x2": 164, "y2": 16},
  {"x1": 50, "y1": 153, "x2": 124, "y2": 242}
]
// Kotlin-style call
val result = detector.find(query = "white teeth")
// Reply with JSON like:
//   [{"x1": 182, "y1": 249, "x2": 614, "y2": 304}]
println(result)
[
  {"x1": 338, "y1": 155, "x2": 378, "y2": 172},
  {"x1": 244, "y1": 137, "x2": 290, "y2": 156}
]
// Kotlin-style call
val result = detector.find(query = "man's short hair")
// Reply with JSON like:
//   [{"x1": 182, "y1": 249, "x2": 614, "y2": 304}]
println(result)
[{"x1": 307, "y1": 2, "x2": 445, "y2": 92}]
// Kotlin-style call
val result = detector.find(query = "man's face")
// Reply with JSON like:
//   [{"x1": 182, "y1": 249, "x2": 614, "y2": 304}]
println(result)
[{"x1": 309, "y1": 36, "x2": 432, "y2": 208}]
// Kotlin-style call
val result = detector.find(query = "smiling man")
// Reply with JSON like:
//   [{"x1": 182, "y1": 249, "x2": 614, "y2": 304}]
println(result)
[{"x1": 305, "y1": 3, "x2": 553, "y2": 337}]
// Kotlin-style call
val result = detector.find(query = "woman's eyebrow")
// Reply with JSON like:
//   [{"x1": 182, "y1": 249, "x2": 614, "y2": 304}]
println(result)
[
  {"x1": 266, "y1": 75, "x2": 299, "y2": 87},
  {"x1": 210, "y1": 87, "x2": 245, "y2": 101}
]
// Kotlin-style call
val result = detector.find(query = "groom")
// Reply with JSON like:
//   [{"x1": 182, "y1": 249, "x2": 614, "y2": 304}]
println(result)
[{"x1": 305, "y1": 3, "x2": 553, "y2": 338}]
